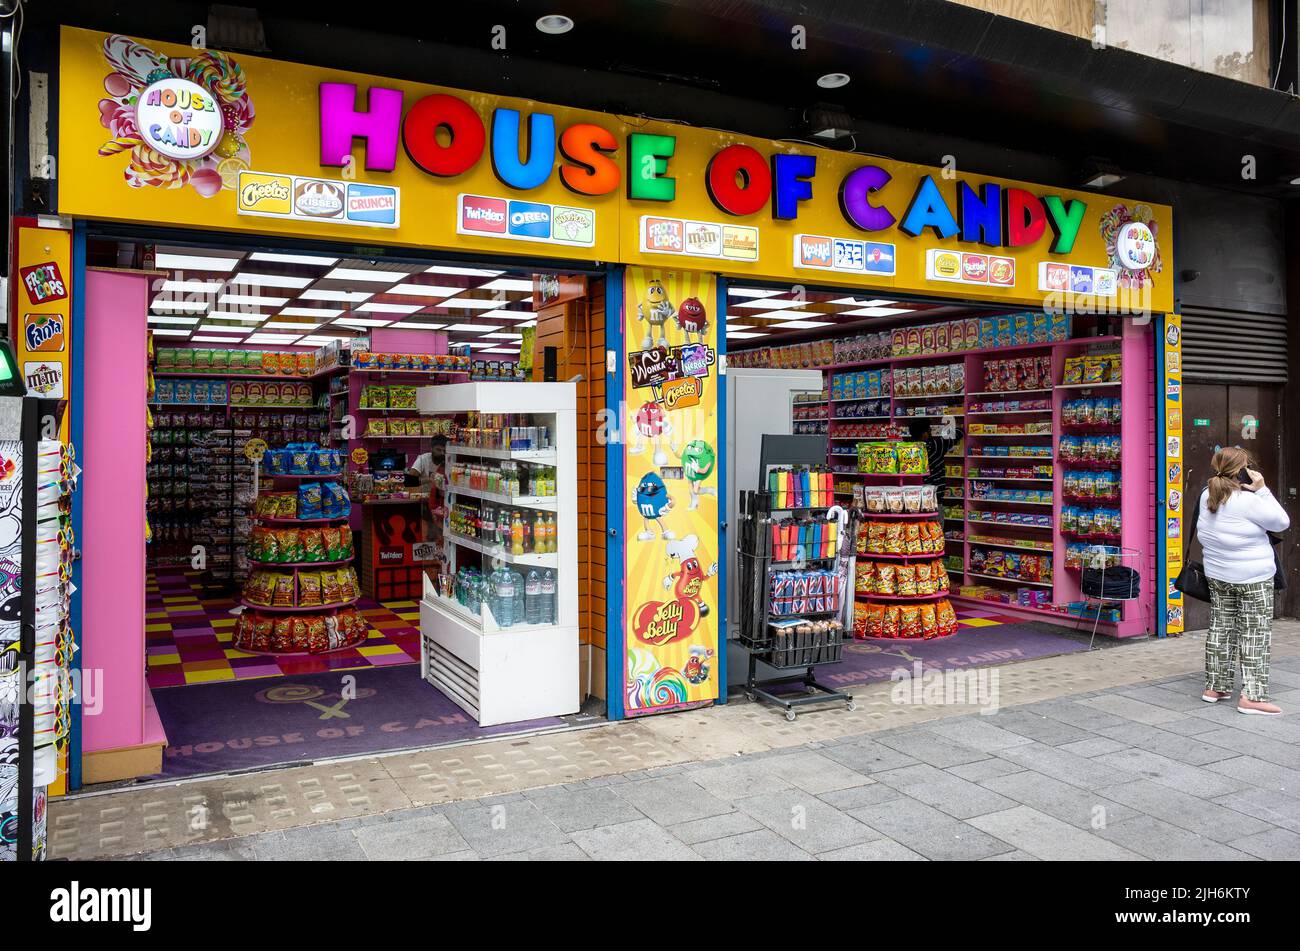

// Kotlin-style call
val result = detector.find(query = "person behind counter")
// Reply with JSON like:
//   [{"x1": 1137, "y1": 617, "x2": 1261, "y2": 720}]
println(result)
[{"x1": 906, "y1": 417, "x2": 964, "y2": 507}]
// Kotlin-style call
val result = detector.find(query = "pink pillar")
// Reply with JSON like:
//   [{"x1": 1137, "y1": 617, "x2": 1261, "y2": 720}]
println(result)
[{"x1": 81, "y1": 269, "x2": 159, "y2": 755}]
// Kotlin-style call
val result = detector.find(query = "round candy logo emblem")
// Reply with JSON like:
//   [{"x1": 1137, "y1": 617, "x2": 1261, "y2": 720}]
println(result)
[
  {"x1": 1116, "y1": 221, "x2": 1155, "y2": 271},
  {"x1": 136, "y1": 78, "x2": 225, "y2": 161}
]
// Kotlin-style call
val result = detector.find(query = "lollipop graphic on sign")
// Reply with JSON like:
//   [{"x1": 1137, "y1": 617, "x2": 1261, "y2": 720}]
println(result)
[
  {"x1": 96, "y1": 34, "x2": 256, "y2": 197},
  {"x1": 1099, "y1": 203, "x2": 1163, "y2": 291}
]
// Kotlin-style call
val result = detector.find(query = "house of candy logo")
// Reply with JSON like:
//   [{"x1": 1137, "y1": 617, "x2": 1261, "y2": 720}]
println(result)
[{"x1": 96, "y1": 34, "x2": 255, "y2": 196}]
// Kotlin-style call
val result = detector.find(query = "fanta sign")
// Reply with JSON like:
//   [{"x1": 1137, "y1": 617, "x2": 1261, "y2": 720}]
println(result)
[{"x1": 24, "y1": 314, "x2": 65, "y2": 353}]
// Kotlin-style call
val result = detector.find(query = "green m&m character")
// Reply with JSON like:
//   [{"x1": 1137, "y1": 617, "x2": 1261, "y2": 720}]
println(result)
[{"x1": 679, "y1": 440, "x2": 717, "y2": 510}]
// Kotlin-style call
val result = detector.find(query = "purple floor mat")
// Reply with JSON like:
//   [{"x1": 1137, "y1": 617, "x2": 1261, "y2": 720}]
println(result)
[
  {"x1": 151, "y1": 664, "x2": 567, "y2": 779},
  {"x1": 815, "y1": 624, "x2": 1089, "y2": 689}
]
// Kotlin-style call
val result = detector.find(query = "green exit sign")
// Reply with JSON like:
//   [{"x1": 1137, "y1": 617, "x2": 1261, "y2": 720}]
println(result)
[{"x1": 1193, "y1": 418, "x2": 1211, "y2": 427}]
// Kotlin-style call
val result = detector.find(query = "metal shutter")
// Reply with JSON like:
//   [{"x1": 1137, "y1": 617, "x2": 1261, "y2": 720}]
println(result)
[{"x1": 1182, "y1": 307, "x2": 1288, "y2": 384}]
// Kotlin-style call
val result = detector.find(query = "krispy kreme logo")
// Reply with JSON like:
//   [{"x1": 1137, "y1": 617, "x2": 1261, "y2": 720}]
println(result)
[{"x1": 241, "y1": 179, "x2": 290, "y2": 207}]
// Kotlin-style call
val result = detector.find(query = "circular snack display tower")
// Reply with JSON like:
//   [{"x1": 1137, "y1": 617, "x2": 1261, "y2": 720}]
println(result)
[{"x1": 234, "y1": 444, "x2": 366, "y2": 655}]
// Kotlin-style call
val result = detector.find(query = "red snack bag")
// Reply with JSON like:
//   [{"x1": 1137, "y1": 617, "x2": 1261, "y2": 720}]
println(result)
[
  {"x1": 250, "y1": 616, "x2": 273, "y2": 651},
  {"x1": 936, "y1": 599, "x2": 958, "y2": 636},
  {"x1": 291, "y1": 617, "x2": 311, "y2": 652},
  {"x1": 865, "y1": 603, "x2": 885, "y2": 638},
  {"x1": 271, "y1": 617, "x2": 294, "y2": 652},
  {"x1": 882, "y1": 605, "x2": 901, "y2": 638},
  {"x1": 919, "y1": 603, "x2": 938, "y2": 639},
  {"x1": 899, "y1": 605, "x2": 922, "y2": 639}
]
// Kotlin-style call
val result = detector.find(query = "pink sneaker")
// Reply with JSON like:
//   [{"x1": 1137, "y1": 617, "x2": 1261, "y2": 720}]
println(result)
[
  {"x1": 1237, "y1": 698, "x2": 1283, "y2": 716},
  {"x1": 1201, "y1": 690, "x2": 1232, "y2": 704}
]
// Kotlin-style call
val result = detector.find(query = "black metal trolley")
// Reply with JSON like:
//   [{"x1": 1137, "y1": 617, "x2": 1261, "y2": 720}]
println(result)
[{"x1": 736, "y1": 488, "x2": 859, "y2": 720}]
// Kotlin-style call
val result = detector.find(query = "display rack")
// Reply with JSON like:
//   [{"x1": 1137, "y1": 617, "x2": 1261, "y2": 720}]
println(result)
[
  {"x1": 735, "y1": 477, "x2": 856, "y2": 721},
  {"x1": 416, "y1": 382, "x2": 578, "y2": 726},
  {"x1": 790, "y1": 318, "x2": 1149, "y2": 636},
  {"x1": 234, "y1": 452, "x2": 364, "y2": 655}
]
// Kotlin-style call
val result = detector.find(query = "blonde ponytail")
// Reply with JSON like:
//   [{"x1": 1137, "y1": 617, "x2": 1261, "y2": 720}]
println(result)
[{"x1": 1207, "y1": 446, "x2": 1251, "y2": 513}]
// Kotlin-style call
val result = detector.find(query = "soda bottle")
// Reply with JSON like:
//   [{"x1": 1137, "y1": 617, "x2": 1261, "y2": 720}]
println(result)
[
  {"x1": 511, "y1": 511, "x2": 524, "y2": 556},
  {"x1": 533, "y1": 512, "x2": 545, "y2": 553},
  {"x1": 481, "y1": 506, "x2": 496, "y2": 547},
  {"x1": 546, "y1": 513, "x2": 557, "y2": 553},
  {"x1": 525, "y1": 569, "x2": 541, "y2": 624}
]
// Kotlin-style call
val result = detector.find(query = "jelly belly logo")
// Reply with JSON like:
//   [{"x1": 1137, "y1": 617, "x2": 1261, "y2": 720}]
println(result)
[
  {"x1": 24, "y1": 314, "x2": 65, "y2": 353},
  {"x1": 20, "y1": 262, "x2": 68, "y2": 305},
  {"x1": 24, "y1": 362, "x2": 64, "y2": 398},
  {"x1": 461, "y1": 195, "x2": 507, "y2": 234},
  {"x1": 988, "y1": 257, "x2": 1015, "y2": 286},
  {"x1": 294, "y1": 179, "x2": 345, "y2": 218},
  {"x1": 237, "y1": 172, "x2": 292, "y2": 216},
  {"x1": 346, "y1": 184, "x2": 399, "y2": 226},
  {"x1": 507, "y1": 200, "x2": 551, "y2": 239}
]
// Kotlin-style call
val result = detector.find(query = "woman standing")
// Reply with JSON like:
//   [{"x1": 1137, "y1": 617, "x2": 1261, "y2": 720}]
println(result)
[{"x1": 1196, "y1": 447, "x2": 1289, "y2": 715}]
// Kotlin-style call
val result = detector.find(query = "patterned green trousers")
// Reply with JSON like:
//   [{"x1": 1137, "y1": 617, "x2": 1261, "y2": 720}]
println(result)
[{"x1": 1205, "y1": 577, "x2": 1274, "y2": 702}]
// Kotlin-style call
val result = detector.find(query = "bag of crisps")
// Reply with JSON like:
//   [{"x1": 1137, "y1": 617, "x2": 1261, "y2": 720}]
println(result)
[
  {"x1": 250, "y1": 616, "x2": 273, "y2": 651},
  {"x1": 300, "y1": 529, "x2": 326, "y2": 562},
  {"x1": 937, "y1": 599, "x2": 958, "y2": 636},
  {"x1": 291, "y1": 617, "x2": 311, "y2": 652},
  {"x1": 865, "y1": 603, "x2": 885, "y2": 638},
  {"x1": 272, "y1": 573, "x2": 296, "y2": 607},
  {"x1": 896, "y1": 565, "x2": 918, "y2": 596},
  {"x1": 271, "y1": 617, "x2": 294, "y2": 651},
  {"x1": 899, "y1": 605, "x2": 922, "y2": 638},
  {"x1": 297, "y1": 572, "x2": 323, "y2": 607},
  {"x1": 882, "y1": 605, "x2": 901, "y2": 638},
  {"x1": 919, "y1": 603, "x2": 938, "y2": 638}
]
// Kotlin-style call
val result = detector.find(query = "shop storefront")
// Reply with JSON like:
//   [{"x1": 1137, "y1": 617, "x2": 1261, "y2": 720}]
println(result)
[{"x1": 2, "y1": 24, "x2": 1181, "y2": 858}]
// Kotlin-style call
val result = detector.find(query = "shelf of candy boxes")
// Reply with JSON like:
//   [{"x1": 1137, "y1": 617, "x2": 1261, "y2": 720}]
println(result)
[
  {"x1": 968, "y1": 547, "x2": 1053, "y2": 587},
  {"x1": 728, "y1": 311, "x2": 1071, "y2": 371},
  {"x1": 855, "y1": 557, "x2": 951, "y2": 599},
  {"x1": 829, "y1": 422, "x2": 906, "y2": 449},
  {"x1": 967, "y1": 445, "x2": 1053, "y2": 460},
  {"x1": 894, "y1": 400, "x2": 963, "y2": 420},
  {"x1": 794, "y1": 420, "x2": 829, "y2": 436},
  {"x1": 156, "y1": 346, "x2": 320, "y2": 377},
  {"x1": 856, "y1": 519, "x2": 947, "y2": 559},
  {"x1": 227, "y1": 380, "x2": 315, "y2": 408},
  {"x1": 347, "y1": 349, "x2": 472, "y2": 373},
  {"x1": 445, "y1": 564, "x2": 559, "y2": 628},
  {"x1": 1057, "y1": 434, "x2": 1122, "y2": 469},
  {"x1": 792, "y1": 397, "x2": 828, "y2": 420},
  {"x1": 449, "y1": 502, "x2": 558, "y2": 555},
  {"x1": 853, "y1": 598, "x2": 960, "y2": 640},
  {"x1": 968, "y1": 396, "x2": 1051, "y2": 416},
  {"x1": 830, "y1": 398, "x2": 893, "y2": 423},
  {"x1": 967, "y1": 533, "x2": 1054, "y2": 553},
  {"x1": 243, "y1": 564, "x2": 361, "y2": 612},
  {"x1": 968, "y1": 420, "x2": 1052, "y2": 437},
  {"x1": 468, "y1": 358, "x2": 526, "y2": 382},
  {"x1": 232, "y1": 607, "x2": 368, "y2": 655},
  {"x1": 957, "y1": 584, "x2": 1053, "y2": 611},
  {"x1": 1059, "y1": 505, "x2": 1122, "y2": 542},
  {"x1": 967, "y1": 462, "x2": 1054, "y2": 481},
  {"x1": 1060, "y1": 396, "x2": 1122, "y2": 432},
  {"x1": 1061, "y1": 352, "x2": 1122, "y2": 386},
  {"x1": 358, "y1": 383, "x2": 421, "y2": 413},
  {"x1": 830, "y1": 370, "x2": 891, "y2": 402},
  {"x1": 350, "y1": 470, "x2": 426, "y2": 503},
  {"x1": 967, "y1": 509, "x2": 1054, "y2": 530},
  {"x1": 967, "y1": 482, "x2": 1053, "y2": 505},
  {"x1": 152, "y1": 378, "x2": 230, "y2": 406}
]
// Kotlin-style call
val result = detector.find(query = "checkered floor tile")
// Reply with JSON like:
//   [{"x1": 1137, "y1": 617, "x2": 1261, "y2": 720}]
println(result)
[{"x1": 146, "y1": 570, "x2": 421, "y2": 688}]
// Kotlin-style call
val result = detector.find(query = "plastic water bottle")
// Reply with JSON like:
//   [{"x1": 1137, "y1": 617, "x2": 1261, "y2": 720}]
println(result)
[
  {"x1": 495, "y1": 568, "x2": 516, "y2": 627},
  {"x1": 512, "y1": 569, "x2": 525, "y2": 624},
  {"x1": 541, "y1": 569, "x2": 556, "y2": 625},
  {"x1": 525, "y1": 570, "x2": 541, "y2": 624}
]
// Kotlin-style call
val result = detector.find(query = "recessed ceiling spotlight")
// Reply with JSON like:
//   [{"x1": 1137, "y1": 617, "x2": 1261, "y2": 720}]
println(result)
[
  {"x1": 536, "y1": 14, "x2": 574, "y2": 34},
  {"x1": 817, "y1": 73, "x2": 850, "y2": 89}
]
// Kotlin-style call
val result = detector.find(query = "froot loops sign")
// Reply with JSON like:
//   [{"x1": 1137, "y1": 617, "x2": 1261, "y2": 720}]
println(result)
[{"x1": 136, "y1": 77, "x2": 224, "y2": 161}]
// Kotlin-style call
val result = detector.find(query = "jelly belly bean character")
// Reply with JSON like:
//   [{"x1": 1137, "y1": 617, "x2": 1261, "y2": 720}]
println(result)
[
  {"x1": 628, "y1": 400, "x2": 673, "y2": 467},
  {"x1": 633, "y1": 472, "x2": 675, "y2": 542},
  {"x1": 662, "y1": 533, "x2": 719, "y2": 617},
  {"x1": 678, "y1": 439, "x2": 717, "y2": 510},
  {"x1": 683, "y1": 644, "x2": 713, "y2": 685},
  {"x1": 637, "y1": 278, "x2": 674, "y2": 349},
  {"x1": 675, "y1": 296, "x2": 708, "y2": 345}
]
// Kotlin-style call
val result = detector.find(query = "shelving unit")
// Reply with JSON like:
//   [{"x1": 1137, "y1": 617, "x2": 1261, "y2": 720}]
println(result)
[
  {"x1": 794, "y1": 323, "x2": 1149, "y2": 637},
  {"x1": 416, "y1": 382, "x2": 579, "y2": 726}
]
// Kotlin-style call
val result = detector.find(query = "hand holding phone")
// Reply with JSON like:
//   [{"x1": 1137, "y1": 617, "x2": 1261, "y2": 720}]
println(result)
[{"x1": 1240, "y1": 467, "x2": 1266, "y2": 492}]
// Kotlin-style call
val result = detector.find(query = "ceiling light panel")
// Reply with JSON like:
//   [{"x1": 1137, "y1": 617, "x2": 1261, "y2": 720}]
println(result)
[
  {"x1": 248, "y1": 252, "x2": 339, "y2": 265},
  {"x1": 156, "y1": 253, "x2": 241, "y2": 271}
]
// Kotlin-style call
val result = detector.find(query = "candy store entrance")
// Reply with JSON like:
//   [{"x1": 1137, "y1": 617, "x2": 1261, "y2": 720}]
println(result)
[{"x1": 90, "y1": 233, "x2": 594, "y2": 783}]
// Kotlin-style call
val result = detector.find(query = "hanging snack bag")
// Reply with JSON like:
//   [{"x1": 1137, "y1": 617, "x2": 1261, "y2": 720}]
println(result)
[
  {"x1": 937, "y1": 599, "x2": 958, "y2": 636},
  {"x1": 876, "y1": 564, "x2": 897, "y2": 595},
  {"x1": 320, "y1": 570, "x2": 345, "y2": 605},
  {"x1": 298, "y1": 482, "x2": 323, "y2": 519},
  {"x1": 896, "y1": 442, "x2": 926, "y2": 475},
  {"x1": 297, "y1": 572, "x2": 323, "y2": 607},
  {"x1": 271, "y1": 617, "x2": 294, "y2": 652},
  {"x1": 882, "y1": 605, "x2": 901, "y2": 638},
  {"x1": 904, "y1": 523, "x2": 923, "y2": 554},
  {"x1": 250, "y1": 616, "x2": 274, "y2": 652},
  {"x1": 896, "y1": 565, "x2": 918, "y2": 597}
]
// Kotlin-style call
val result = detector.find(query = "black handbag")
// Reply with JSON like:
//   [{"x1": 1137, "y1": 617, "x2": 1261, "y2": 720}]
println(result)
[
  {"x1": 1173, "y1": 487, "x2": 1211, "y2": 602},
  {"x1": 1174, "y1": 486, "x2": 1286, "y2": 602}
]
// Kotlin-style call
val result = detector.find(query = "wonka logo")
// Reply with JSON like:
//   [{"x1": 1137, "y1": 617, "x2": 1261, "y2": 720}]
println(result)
[{"x1": 50, "y1": 882, "x2": 152, "y2": 931}]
